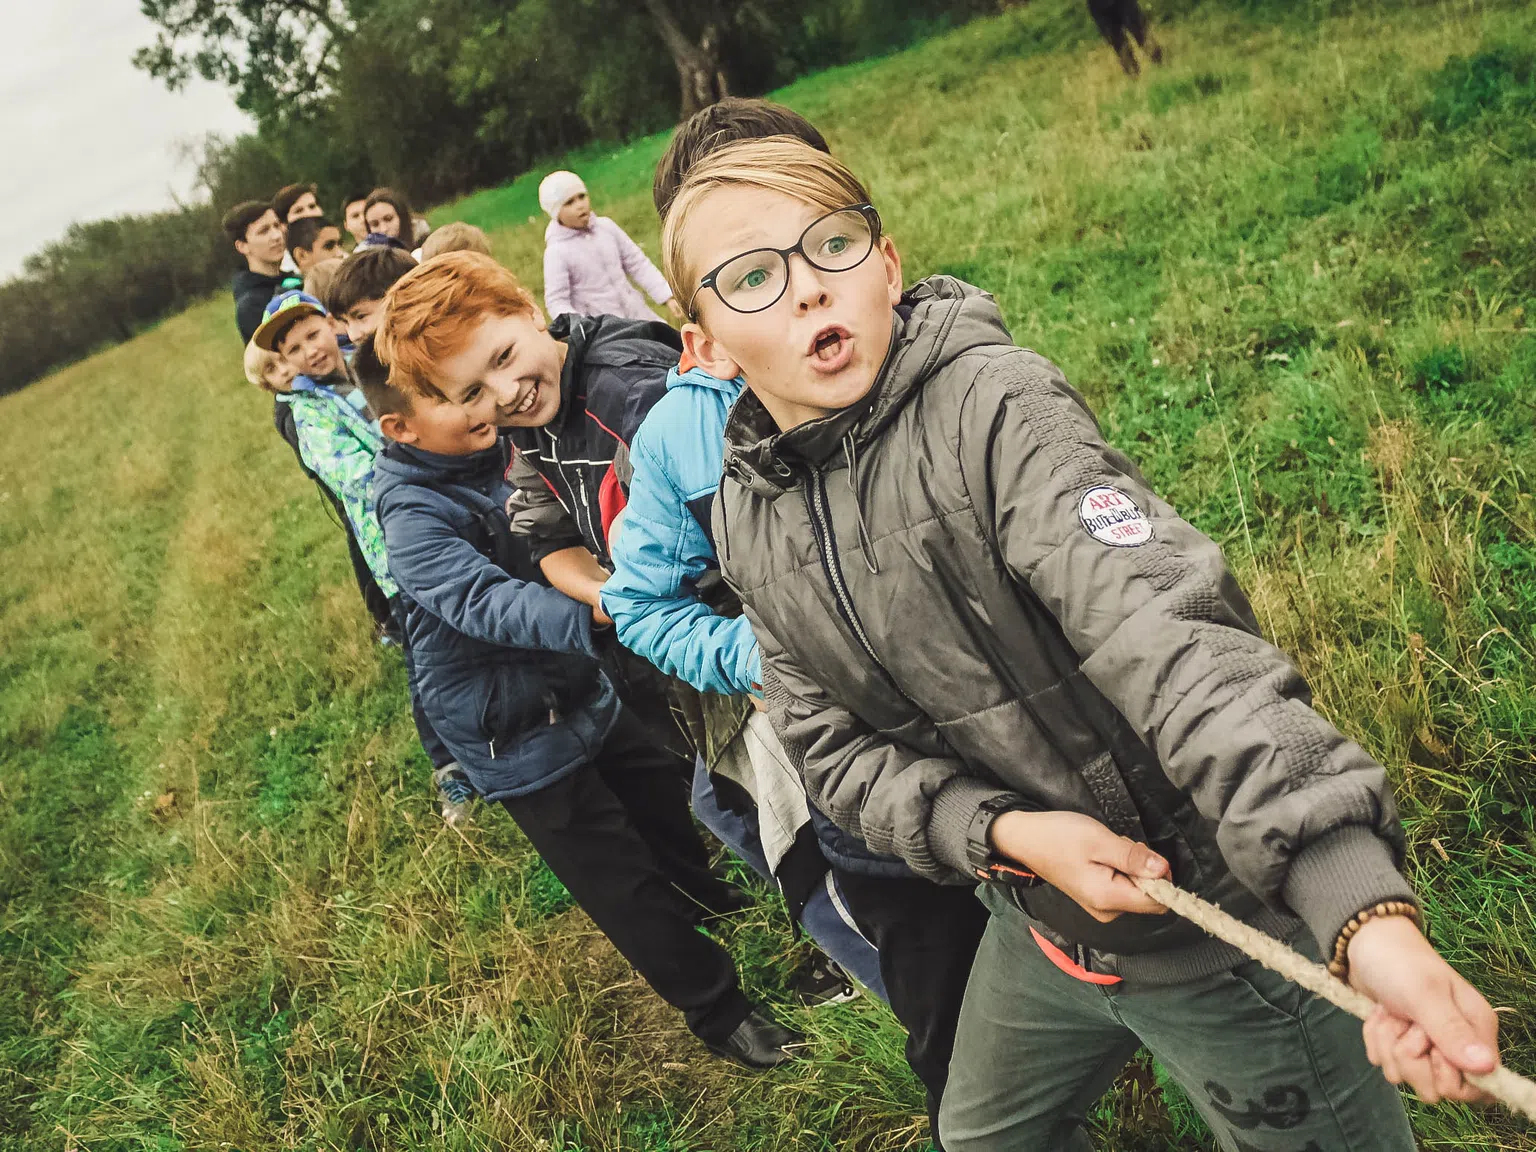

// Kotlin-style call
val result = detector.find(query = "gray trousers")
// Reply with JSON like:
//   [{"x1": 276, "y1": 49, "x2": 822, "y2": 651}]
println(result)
[{"x1": 939, "y1": 888, "x2": 1415, "y2": 1152}]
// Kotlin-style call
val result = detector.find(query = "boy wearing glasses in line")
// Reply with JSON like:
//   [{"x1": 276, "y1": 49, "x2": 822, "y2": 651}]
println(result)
[
  {"x1": 661, "y1": 136, "x2": 1503, "y2": 1150},
  {"x1": 604, "y1": 106, "x2": 993, "y2": 1152}
]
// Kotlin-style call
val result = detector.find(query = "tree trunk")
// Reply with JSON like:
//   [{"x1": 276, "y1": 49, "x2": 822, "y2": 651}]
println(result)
[{"x1": 642, "y1": 0, "x2": 730, "y2": 120}]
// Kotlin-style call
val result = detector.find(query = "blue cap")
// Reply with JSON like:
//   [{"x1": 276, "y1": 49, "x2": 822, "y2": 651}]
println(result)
[{"x1": 253, "y1": 290, "x2": 329, "y2": 351}]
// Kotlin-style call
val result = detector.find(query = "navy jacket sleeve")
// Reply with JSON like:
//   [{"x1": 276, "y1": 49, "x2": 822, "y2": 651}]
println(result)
[{"x1": 382, "y1": 488, "x2": 597, "y2": 656}]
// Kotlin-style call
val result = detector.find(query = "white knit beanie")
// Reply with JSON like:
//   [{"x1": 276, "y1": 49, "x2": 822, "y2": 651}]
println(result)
[{"x1": 539, "y1": 171, "x2": 588, "y2": 218}]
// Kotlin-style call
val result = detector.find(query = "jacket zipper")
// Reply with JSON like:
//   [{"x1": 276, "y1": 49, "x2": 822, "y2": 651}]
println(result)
[
  {"x1": 806, "y1": 471, "x2": 886, "y2": 674},
  {"x1": 545, "y1": 430, "x2": 596, "y2": 551}
]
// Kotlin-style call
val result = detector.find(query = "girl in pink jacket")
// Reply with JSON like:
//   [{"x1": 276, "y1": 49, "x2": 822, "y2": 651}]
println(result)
[{"x1": 539, "y1": 170, "x2": 683, "y2": 323}]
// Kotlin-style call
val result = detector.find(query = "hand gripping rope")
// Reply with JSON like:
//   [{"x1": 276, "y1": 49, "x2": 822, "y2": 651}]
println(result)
[{"x1": 1133, "y1": 876, "x2": 1536, "y2": 1123}]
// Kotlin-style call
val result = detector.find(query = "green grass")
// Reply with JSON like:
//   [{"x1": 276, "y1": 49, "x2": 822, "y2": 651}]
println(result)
[{"x1": 5, "y1": 0, "x2": 1536, "y2": 1147}]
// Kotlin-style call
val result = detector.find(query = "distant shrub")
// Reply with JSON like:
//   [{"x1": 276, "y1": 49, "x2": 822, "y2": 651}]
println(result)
[
  {"x1": 0, "y1": 206, "x2": 230, "y2": 397},
  {"x1": 1425, "y1": 45, "x2": 1536, "y2": 130}
]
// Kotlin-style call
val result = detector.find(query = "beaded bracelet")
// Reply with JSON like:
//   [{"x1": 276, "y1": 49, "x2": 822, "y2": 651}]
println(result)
[{"x1": 1328, "y1": 900, "x2": 1422, "y2": 980}]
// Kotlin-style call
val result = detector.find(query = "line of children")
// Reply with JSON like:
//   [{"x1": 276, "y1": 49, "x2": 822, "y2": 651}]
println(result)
[
  {"x1": 223, "y1": 102, "x2": 1507, "y2": 1150},
  {"x1": 656, "y1": 133, "x2": 1503, "y2": 1150},
  {"x1": 379, "y1": 245, "x2": 878, "y2": 1007}
]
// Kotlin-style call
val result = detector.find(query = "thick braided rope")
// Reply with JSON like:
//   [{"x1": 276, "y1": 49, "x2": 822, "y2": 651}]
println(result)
[{"x1": 1135, "y1": 876, "x2": 1536, "y2": 1123}]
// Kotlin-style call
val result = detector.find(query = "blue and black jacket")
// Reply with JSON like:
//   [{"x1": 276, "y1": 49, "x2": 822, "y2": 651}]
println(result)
[{"x1": 373, "y1": 436, "x2": 619, "y2": 800}]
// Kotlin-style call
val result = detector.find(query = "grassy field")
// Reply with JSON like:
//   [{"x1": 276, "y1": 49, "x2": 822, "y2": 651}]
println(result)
[{"x1": 4, "y1": 0, "x2": 1536, "y2": 1147}]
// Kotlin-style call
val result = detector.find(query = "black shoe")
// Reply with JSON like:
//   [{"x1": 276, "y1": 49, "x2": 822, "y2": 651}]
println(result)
[
  {"x1": 794, "y1": 950, "x2": 861, "y2": 1007},
  {"x1": 703, "y1": 1010, "x2": 805, "y2": 1070}
]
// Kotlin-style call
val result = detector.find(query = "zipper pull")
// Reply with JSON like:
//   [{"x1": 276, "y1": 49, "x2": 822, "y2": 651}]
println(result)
[{"x1": 488, "y1": 739, "x2": 496, "y2": 759}]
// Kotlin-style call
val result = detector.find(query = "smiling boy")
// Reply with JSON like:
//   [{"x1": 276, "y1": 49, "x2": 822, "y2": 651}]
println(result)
[
  {"x1": 376, "y1": 253, "x2": 696, "y2": 754},
  {"x1": 366, "y1": 263, "x2": 803, "y2": 1069},
  {"x1": 664, "y1": 137, "x2": 1502, "y2": 1150}
]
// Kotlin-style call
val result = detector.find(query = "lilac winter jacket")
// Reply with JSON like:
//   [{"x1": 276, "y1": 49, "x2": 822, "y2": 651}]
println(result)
[{"x1": 542, "y1": 216, "x2": 673, "y2": 322}]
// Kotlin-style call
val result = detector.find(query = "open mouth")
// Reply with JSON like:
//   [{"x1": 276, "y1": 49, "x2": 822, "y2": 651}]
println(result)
[{"x1": 807, "y1": 326, "x2": 854, "y2": 373}]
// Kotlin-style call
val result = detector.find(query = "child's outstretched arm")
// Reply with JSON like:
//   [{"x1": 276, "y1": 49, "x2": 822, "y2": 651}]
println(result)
[
  {"x1": 1350, "y1": 914, "x2": 1498, "y2": 1103},
  {"x1": 381, "y1": 489, "x2": 595, "y2": 657},
  {"x1": 961, "y1": 349, "x2": 1498, "y2": 1097},
  {"x1": 602, "y1": 423, "x2": 760, "y2": 696},
  {"x1": 604, "y1": 218, "x2": 676, "y2": 310}
]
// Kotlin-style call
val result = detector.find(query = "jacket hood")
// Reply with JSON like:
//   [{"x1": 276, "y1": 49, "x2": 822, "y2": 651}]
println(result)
[
  {"x1": 547, "y1": 311, "x2": 681, "y2": 428},
  {"x1": 372, "y1": 438, "x2": 508, "y2": 505},
  {"x1": 723, "y1": 276, "x2": 1010, "y2": 499},
  {"x1": 666, "y1": 365, "x2": 744, "y2": 399}
]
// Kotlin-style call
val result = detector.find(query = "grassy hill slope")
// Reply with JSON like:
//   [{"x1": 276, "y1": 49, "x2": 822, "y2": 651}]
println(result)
[{"x1": 3, "y1": 0, "x2": 1534, "y2": 1147}]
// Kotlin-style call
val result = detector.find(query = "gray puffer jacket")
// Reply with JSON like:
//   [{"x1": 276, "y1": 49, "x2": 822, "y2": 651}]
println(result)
[{"x1": 716, "y1": 275, "x2": 1416, "y2": 983}]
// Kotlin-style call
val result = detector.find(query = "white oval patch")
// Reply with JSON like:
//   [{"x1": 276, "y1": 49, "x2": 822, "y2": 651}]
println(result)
[{"x1": 1079, "y1": 485, "x2": 1153, "y2": 547}]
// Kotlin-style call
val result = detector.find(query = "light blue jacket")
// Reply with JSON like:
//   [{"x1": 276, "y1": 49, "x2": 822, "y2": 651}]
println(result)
[{"x1": 601, "y1": 367, "x2": 761, "y2": 696}]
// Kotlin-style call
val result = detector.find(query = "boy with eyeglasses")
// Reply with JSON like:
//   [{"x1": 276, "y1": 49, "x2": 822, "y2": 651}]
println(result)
[
  {"x1": 604, "y1": 106, "x2": 990, "y2": 1151},
  {"x1": 660, "y1": 136, "x2": 1503, "y2": 1151}
]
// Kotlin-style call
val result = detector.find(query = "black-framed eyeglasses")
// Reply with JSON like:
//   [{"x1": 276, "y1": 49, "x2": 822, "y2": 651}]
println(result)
[{"x1": 691, "y1": 204, "x2": 882, "y2": 317}]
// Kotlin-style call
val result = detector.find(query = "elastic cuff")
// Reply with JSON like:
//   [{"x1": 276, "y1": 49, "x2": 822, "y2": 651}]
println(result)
[
  {"x1": 1282, "y1": 825, "x2": 1418, "y2": 955},
  {"x1": 927, "y1": 775, "x2": 1027, "y2": 879},
  {"x1": 527, "y1": 533, "x2": 587, "y2": 566}
]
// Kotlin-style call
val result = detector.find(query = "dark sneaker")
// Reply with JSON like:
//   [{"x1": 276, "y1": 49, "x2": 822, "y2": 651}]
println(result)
[
  {"x1": 703, "y1": 1010, "x2": 805, "y2": 1070},
  {"x1": 434, "y1": 764, "x2": 475, "y2": 828},
  {"x1": 794, "y1": 951, "x2": 861, "y2": 1007}
]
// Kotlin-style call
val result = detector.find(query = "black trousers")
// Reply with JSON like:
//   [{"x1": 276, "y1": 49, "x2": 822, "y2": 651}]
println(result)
[
  {"x1": 834, "y1": 870, "x2": 990, "y2": 1152},
  {"x1": 602, "y1": 644, "x2": 695, "y2": 781},
  {"x1": 1087, "y1": 0, "x2": 1151, "y2": 55},
  {"x1": 500, "y1": 708, "x2": 751, "y2": 1045},
  {"x1": 391, "y1": 598, "x2": 453, "y2": 771}
]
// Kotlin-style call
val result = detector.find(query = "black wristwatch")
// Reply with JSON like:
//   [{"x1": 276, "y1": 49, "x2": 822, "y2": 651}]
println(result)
[{"x1": 966, "y1": 796, "x2": 1040, "y2": 888}]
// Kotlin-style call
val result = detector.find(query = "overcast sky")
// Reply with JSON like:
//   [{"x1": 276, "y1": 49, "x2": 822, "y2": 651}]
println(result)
[{"x1": 0, "y1": 2, "x2": 253, "y2": 278}]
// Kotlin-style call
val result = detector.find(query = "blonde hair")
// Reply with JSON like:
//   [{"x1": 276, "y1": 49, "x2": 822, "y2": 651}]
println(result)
[
  {"x1": 661, "y1": 136, "x2": 872, "y2": 316},
  {"x1": 243, "y1": 339, "x2": 284, "y2": 394},
  {"x1": 303, "y1": 256, "x2": 346, "y2": 303},
  {"x1": 419, "y1": 221, "x2": 493, "y2": 261}
]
